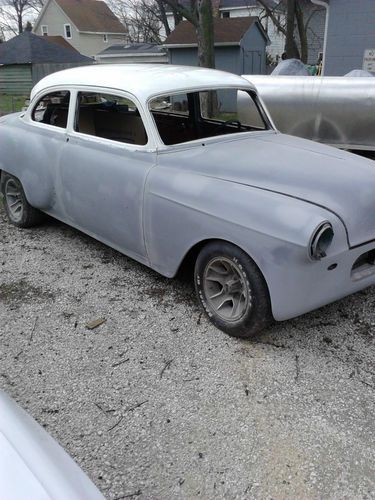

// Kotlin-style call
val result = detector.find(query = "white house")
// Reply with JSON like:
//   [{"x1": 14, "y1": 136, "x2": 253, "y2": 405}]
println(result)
[{"x1": 33, "y1": 0, "x2": 128, "y2": 58}]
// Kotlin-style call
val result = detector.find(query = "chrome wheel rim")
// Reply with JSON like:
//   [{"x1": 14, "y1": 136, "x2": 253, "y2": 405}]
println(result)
[
  {"x1": 5, "y1": 179, "x2": 23, "y2": 222},
  {"x1": 203, "y1": 257, "x2": 250, "y2": 322}
]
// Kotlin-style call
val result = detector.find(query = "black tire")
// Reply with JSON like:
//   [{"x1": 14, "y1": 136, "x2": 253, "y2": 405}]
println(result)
[
  {"x1": 0, "y1": 172, "x2": 44, "y2": 228},
  {"x1": 194, "y1": 241, "x2": 272, "y2": 338}
]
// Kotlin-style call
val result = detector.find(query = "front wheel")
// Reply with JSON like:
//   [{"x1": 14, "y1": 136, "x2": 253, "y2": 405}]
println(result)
[
  {"x1": 1, "y1": 172, "x2": 44, "y2": 228},
  {"x1": 194, "y1": 241, "x2": 272, "y2": 338}
]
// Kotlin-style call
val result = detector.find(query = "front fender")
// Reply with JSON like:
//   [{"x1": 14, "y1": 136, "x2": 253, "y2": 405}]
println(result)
[{"x1": 144, "y1": 167, "x2": 348, "y2": 320}]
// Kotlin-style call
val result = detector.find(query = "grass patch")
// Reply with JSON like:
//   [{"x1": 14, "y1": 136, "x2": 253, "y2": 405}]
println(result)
[{"x1": 0, "y1": 94, "x2": 28, "y2": 114}]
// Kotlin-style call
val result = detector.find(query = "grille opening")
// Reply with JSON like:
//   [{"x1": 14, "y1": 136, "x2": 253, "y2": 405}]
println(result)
[{"x1": 351, "y1": 249, "x2": 375, "y2": 280}]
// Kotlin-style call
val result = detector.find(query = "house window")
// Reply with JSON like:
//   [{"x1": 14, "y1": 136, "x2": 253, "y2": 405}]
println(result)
[
  {"x1": 221, "y1": 11, "x2": 230, "y2": 18},
  {"x1": 64, "y1": 24, "x2": 72, "y2": 39},
  {"x1": 41, "y1": 25, "x2": 48, "y2": 36},
  {"x1": 103, "y1": 34, "x2": 108, "y2": 43}
]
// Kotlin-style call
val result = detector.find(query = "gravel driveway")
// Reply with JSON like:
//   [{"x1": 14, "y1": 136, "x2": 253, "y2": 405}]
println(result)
[{"x1": 0, "y1": 204, "x2": 374, "y2": 499}]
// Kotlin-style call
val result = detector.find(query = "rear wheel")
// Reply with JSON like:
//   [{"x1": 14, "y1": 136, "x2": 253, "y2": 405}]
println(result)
[
  {"x1": 194, "y1": 241, "x2": 272, "y2": 338},
  {"x1": 1, "y1": 173, "x2": 44, "y2": 228}
]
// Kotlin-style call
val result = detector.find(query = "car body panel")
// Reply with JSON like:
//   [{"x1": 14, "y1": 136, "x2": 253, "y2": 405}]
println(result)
[
  {"x1": 0, "y1": 391, "x2": 104, "y2": 500},
  {"x1": 58, "y1": 133, "x2": 155, "y2": 260}
]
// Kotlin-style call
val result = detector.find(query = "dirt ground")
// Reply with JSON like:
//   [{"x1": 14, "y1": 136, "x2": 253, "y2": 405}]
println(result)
[{"x1": 0, "y1": 206, "x2": 374, "y2": 499}]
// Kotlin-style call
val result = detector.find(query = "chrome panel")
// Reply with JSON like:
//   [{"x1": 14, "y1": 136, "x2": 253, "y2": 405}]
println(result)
[{"x1": 240, "y1": 75, "x2": 375, "y2": 151}]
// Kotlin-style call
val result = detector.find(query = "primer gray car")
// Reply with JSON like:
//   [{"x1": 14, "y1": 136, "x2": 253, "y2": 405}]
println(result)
[
  {"x1": 0, "y1": 390, "x2": 104, "y2": 499},
  {"x1": 1, "y1": 64, "x2": 375, "y2": 338}
]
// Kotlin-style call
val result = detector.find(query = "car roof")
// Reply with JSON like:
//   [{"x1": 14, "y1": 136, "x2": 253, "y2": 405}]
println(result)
[{"x1": 30, "y1": 64, "x2": 256, "y2": 102}]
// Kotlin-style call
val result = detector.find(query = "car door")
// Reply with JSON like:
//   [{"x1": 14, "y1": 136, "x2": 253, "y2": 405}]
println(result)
[
  {"x1": 58, "y1": 89, "x2": 156, "y2": 263},
  {"x1": 15, "y1": 89, "x2": 72, "y2": 212}
]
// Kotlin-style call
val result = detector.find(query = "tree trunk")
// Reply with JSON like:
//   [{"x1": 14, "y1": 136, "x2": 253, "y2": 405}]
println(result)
[
  {"x1": 162, "y1": 0, "x2": 215, "y2": 68},
  {"x1": 285, "y1": 0, "x2": 299, "y2": 59},
  {"x1": 196, "y1": 0, "x2": 215, "y2": 68},
  {"x1": 156, "y1": 0, "x2": 171, "y2": 36},
  {"x1": 295, "y1": 3, "x2": 308, "y2": 63}
]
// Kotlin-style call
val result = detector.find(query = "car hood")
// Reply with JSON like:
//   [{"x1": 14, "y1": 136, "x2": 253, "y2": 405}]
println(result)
[{"x1": 171, "y1": 132, "x2": 375, "y2": 247}]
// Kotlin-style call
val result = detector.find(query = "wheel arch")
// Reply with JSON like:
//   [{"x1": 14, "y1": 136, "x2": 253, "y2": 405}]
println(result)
[{"x1": 176, "y1": 238, "x2": 271, "y2": 297}]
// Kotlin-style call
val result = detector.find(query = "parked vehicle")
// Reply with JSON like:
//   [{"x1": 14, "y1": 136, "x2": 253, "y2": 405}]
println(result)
[
  {"x1": 240, "y1": 75, "x2": 375, "y2": 153},
  {"x1": 0, "y1": 390, "x2": 104, "y2": 499},
  {"x1": 1, "y1": 64, "x2": 375, "y2": 338}
]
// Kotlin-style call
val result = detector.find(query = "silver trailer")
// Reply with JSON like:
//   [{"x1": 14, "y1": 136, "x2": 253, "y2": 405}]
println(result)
[{"x1": 240, "y1": 75, "x2": 375, "y2": 152}]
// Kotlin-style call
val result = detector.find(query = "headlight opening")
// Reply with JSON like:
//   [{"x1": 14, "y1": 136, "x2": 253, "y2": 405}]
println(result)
[{"x1": 309, "y1": 222, "x2": 334, "y2": 260}]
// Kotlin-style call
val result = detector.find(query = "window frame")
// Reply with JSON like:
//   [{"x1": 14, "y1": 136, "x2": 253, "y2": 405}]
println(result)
[
  {"x1": 68, "y1": 86, "x2": 153, "y2": 150},
  {"x1": 64, "y1": 23, "x2": 72, "y2": 39},
  {"x1": 147, "y1": 87, "x2": 273, "y2": 148},
  {"x1": 41, "y1": 25, "x2": 48, "y2": 36},
  {"x1": 28, "y1": 88, "x2": 71, "y2": 133}
]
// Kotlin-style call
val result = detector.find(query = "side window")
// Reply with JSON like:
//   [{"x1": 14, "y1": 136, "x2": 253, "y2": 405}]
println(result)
[
  {"x1": 149, "y1": 93, "x2": 189, "y2": 116},
  {"x1": 31, "y1": 90, "x2": 70, "y2": 128},
  {"x1": 237, "y1": 90, "x2": 268, "y2": 129},
  {"x1": 74, "y1": 91, "x2": 148, "y2": 146}
]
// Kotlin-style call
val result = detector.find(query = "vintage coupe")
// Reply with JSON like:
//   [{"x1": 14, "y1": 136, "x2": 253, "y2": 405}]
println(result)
[{"x1": 2, "y1": 64, "x2": 375, "y2": 338}]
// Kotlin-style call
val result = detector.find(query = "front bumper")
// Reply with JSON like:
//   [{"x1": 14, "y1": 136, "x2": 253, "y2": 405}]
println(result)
[{"x1": 269, "y1": 240, "x2": 375, "y2": 321}]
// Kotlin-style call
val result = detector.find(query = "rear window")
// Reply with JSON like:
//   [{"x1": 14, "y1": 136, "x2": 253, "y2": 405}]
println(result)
[{"x1": 31, "y1": 90, "x2": 70, "y2": 128}]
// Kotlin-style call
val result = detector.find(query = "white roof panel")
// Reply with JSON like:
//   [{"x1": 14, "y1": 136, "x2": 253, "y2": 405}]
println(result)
[{"x1": 30, "y1": 64, "x2": 255, "y2": 102}]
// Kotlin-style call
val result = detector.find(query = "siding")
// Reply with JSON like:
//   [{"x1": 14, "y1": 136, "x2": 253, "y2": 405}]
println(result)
[
  {"x1": 34, "y1": 0, "x2": 80, "y2": 44},
  {"x1": 31, "y1": 62, "x2": 92, "y2": 86},
  {"x1": 161, "y1": 7, "x2": 285, "y2": 61},
  {"x1": 0, "y1": 65, "x2": 32, "y2": 95},
  {"x1": 33, "y1": 0, "x2": 127, "y2": 57},
  {"x1": 324, "y1": 0, "x2": 375, "y2": 75},
  {"x1": 294, "y1": 0, "x2": 325, "y2": 65},
  {"x1": 240, "y1": 22, "x2": 267, "y2": 74},
  {"x1": 167, "y1": 24, "x2": 267, "y2": 75},
  {"x1": 169, "y1": 46, "x2": 242, "y2": 74}
]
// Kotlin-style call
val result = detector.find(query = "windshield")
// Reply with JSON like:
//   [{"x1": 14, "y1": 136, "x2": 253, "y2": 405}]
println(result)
[{"x1": 149, "y1": 88, "x2": 270, "y2": 146}]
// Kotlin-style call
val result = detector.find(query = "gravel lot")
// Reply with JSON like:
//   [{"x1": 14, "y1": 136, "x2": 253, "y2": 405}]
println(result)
[{"x1": 0, "y1": 204, "x2": 374, "y2": 499}]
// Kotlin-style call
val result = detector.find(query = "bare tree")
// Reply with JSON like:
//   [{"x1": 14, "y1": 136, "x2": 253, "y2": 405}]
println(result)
[
  {"x1": 0, "y1": 0, "x2": 42, "y2": 36},
  {"x1": 257, "y1": 0, "x2": 321, "y2": 63},
  {"x1": 108, "y1": 0, "x2": 162, "y2": 43},
  {"x1": 161, "y1": 0, "x2": 215, "y2": 68},
  {"x1": 0, "y1": 0, "x2": 30, "y2": 34},
  {"x1": 114, "y1": 0, "x2": 216, "y2": 68}
]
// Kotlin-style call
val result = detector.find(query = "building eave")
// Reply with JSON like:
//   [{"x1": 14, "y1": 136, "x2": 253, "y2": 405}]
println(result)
[
  {"x1": 97, "y1": 52, "x2": 165, "y2": 58},
  {"x1": 79, "y1": 30, "x2": 127, "y2": 35},
  {"x1": 163, "y1": 42, "x2": 240, "y2": 48}
]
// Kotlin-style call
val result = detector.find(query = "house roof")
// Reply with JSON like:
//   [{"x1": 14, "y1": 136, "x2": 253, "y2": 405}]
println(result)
[
  {"x1": 164, "y1": 17, "x2": 269, "y2": 46},
  {"x1": 166, "y1": 0, "x2": 280, "y2": 12},
  {"x1": 54, "y1": 0, "x2": 127, "y2": 33},
  {"x1": 42, "y1": 35, "x2": 80, "y2": 52},
  {"x1": 97, "y1": 43, "x2": 166, "y2": 56},
  {"x1": 220, "y1": 0, "x2": 279, "y2": 8},
  {"x1": 0, "y1": 32, "x2": 92, "y2": 64}
]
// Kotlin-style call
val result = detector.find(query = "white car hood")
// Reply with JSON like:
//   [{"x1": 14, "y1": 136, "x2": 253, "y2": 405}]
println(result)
[{"x1": 167, "y1": 132, "x2": 375, "y2": 247}]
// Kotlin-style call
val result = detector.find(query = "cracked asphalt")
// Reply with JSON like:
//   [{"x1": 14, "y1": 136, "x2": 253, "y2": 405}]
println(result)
[{"x1": 0, "y1": 205, "x2": 374, "y2": 499}]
